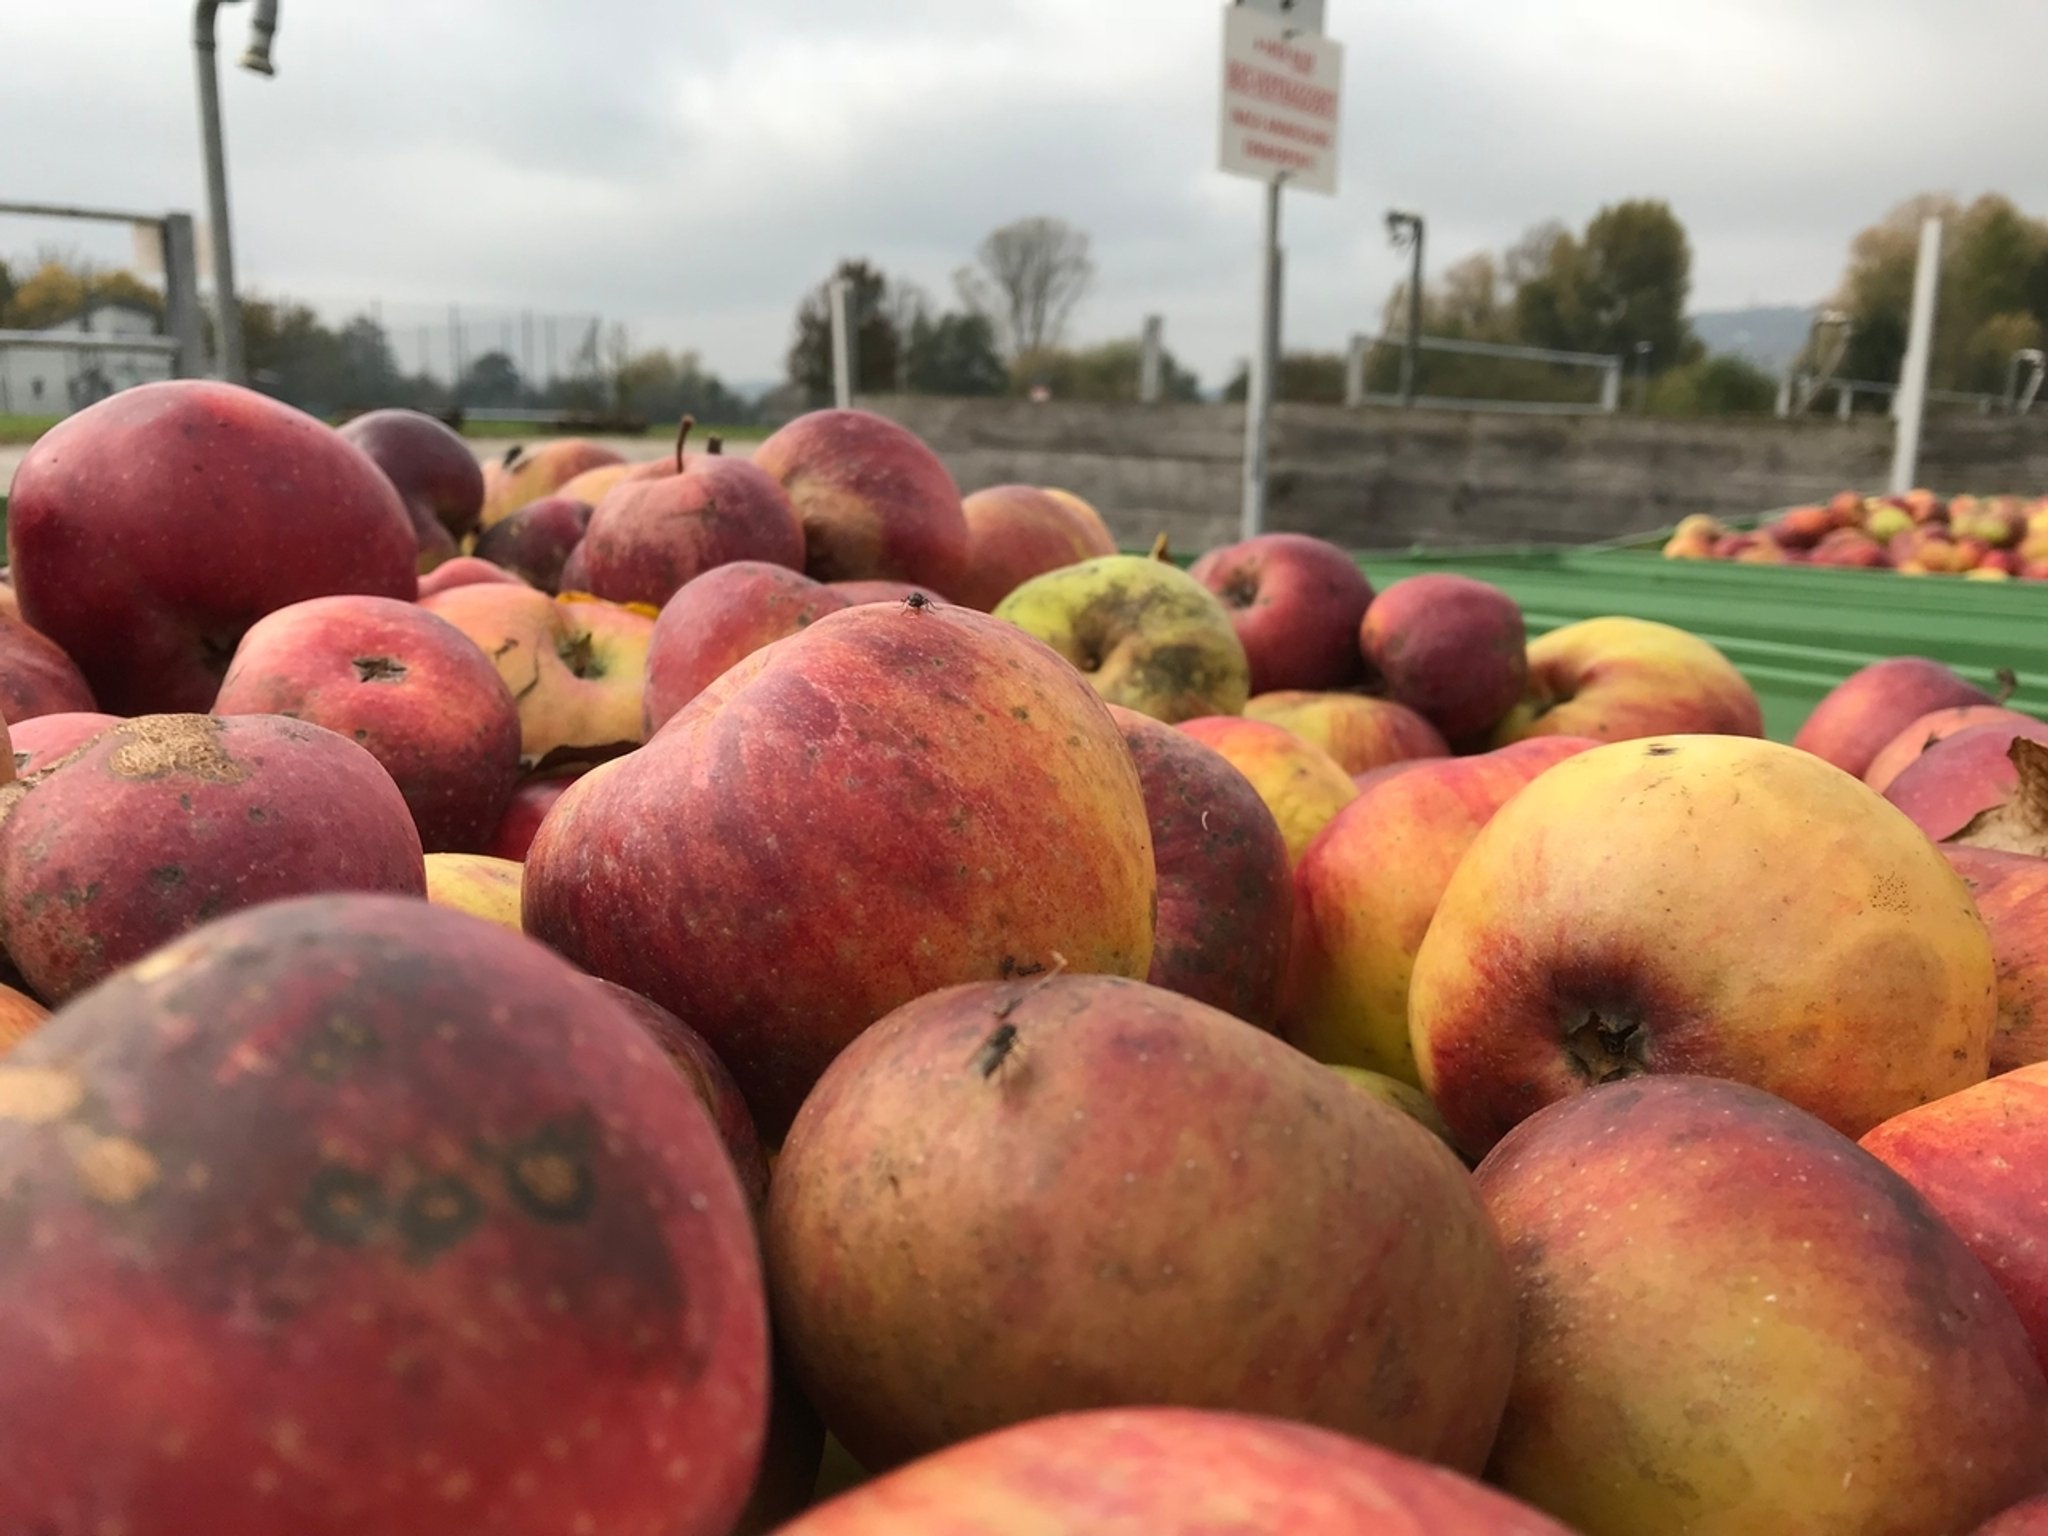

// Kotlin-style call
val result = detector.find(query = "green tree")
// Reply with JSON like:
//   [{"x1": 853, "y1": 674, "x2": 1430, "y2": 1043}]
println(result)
[
  {"x1": 904, "y1": 310, "x2": 1007, "y2": 396},
  {"x1": 1647, "y1": 354, "x2": 1780, "y2": 415},
  {"x1": 1512, "y1": 200, "x2": 1697, "y2": 366},
  {"x1": 459, "y1": 350, "x2": 524, "y2": 407},
  {"x1": 786, "y1": 259, "x2": 902, "y2": 403},
  {"x1": 1221, "y1": 351, "x2": 1346, "y2": 404}
]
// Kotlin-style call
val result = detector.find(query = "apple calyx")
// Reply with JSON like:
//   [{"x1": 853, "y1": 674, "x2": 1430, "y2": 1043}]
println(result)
[
  {"x1": 555, "y1": 629, "x2": 602, "y2": 679},
  {"x1": 352, "y1": 655, "x2": 409, "y2": 684},
  {"x1": 1948, "y1": 737, "x2": 2048, "y2": 857},
  {"x1": 1565, "y1": 1011, "x2": 1650, "y2": 1084}
]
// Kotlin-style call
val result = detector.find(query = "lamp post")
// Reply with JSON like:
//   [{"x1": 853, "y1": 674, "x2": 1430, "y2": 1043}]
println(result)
[
  {"x1": 193, "y1": 0, "x2": 279, "y2": 384},
  {"x1": 1385, "y1": 210, "x2": 1424, "y2": 407}
]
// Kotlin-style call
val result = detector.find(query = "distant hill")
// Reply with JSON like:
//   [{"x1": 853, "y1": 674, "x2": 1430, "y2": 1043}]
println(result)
[{"x1": 1690, "y1": 306, "x2": 1815, "y2": 375}]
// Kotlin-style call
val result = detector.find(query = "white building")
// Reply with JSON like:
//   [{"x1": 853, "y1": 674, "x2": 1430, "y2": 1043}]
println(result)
[{"x1": 0, "y1": 300, "x2": 176, "y2": 416}]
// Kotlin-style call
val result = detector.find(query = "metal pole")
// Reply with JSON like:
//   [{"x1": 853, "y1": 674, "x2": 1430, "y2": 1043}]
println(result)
[
  {"x1": 829, "y1": 277, "x2": 854, "y2": 409},
  {"x1": 1138, "y1": 315, "x2": 1164, "y2": 403},
  {"x1": 1889, "y1": 216, "x2": 1943, "y2": 496},
  {"x1": 160, "y1": 213, "x2": 206, "y2": 379},
  {"x1": 1241, "y1": 177, "x2": 1282, "y2": 539},
  {"x1": 522, "y1": 310, "x2": 535, "y2": 386},
  {"x1": 193, "y1": 0, "x2": 246, "y2": 382},
  {"x1": 450, "y1": 304, "x2": 464, "y2": 395},
  {"x1": 1402, "y1": 223, "x2": 1423, "y2": 407},
  {"x1": 1343, "y1": 333, "x2": 1367, "y2": 407}
]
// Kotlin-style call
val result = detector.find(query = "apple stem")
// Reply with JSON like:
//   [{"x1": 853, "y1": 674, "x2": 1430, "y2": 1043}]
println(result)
[
  {"x1": 1148, "y1": 532, "x2": 1171, "y2": 563},
  {"x1": 674, "y1": 414, "x2": 696, "y2": 475},
  {"x1": 1996, "y1": 667, "x2": 2019, "y2": 706},
  {"x1": 707, "y1": 436, "x2": 725, "y2": 456}
]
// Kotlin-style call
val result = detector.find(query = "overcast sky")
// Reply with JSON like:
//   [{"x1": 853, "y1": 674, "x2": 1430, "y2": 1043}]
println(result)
[{"x1": 7, "y1": 0, "x2": 2044, "y2": 390}]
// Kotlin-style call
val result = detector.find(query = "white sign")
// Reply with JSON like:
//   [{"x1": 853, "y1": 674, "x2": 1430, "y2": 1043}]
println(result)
[{"x1": 1218, "y1": 4, "x2": 1343, "y2": 197}]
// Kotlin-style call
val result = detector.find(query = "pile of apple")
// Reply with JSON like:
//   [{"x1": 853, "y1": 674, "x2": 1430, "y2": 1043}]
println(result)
[
  {"x1": 6, "y1": 379, "x2": 2048, "y2": 1536},
  {"x1": 1664, "y1": 486, "x2": 2048, "y2": 578}
]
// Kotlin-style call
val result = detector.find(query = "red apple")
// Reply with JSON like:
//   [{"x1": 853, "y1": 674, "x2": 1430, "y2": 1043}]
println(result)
[
  {"x1": 1109, "y1": 705, "x2": 1292, "y2": 1026},
  {"x1": 557, "y1": 539, "x2": 592, "y2": 594},
  {"x1": 1491, "y1": 617, "x2": 1763, "y2": 744},
  {"x1": 414, "y1": 555, "x2": 531, "y2": 598},
  {"x1": 1241, "y1": 690, "x2": 1448, "y2": 776},
  {"x1": 752, "y1": 408, "x2": 968, "y2": 590},
  {"x1": 828, "y1": 578, "x2": 952, "y2": 605},
  {"x1": 1794, "y1": 655, "x2": 2001, "y2": 777},
  {"x1": 0, "y1": 981, "x2": 47, "y2": 1053},
  {"x1": 1807, "y1": 527, "x2": 1888, "y2": 568},
  {"x1": 1476, "y1": 1076, "x2": 2048, "y2": 1536},
  {"x1": 0, "y1": 614, "x2": 97, "y2": 722},
  {"x1": 471, "y1": 494, "x2": 593, "y2": 593},
  {"x1": 765, "y1": 975, "x2": 1515, "y2": 1474},
  {"x1": 1884, "y1": 721, "x2": 2048, "y2": 842},
  {"x1": 524, "y1": 601, "x2": 1156, "y2": 1134},
  {"x1": 482, "y1": 764, "x2": 592, "y2": 862},
  {"x1": 478, "y1": 437, "x2": 627, "y2": 529},
  {"x1": 1187, "y1": 532, "x2": 1374, "y2": 694},
  {"x1": 9, "y1": 711, "x2": 120, "y2": 776},
  {"x1": 337, "y1": 407, "x2": 485, "y2": 570},
  {"x1": 772, "y1": 1408, "x2": 1575, "y2": 1535},
  {"x1": 643, "y1": 562, "x2": 849, "y2": 734},
  {"x1": 0, "y1": 714, "x2": 425, "y2": 1004},
  {"x1": 949, "y1": 484, "x2": 1117, "y2": 611},
  {"x1": 8, "y1": 380, "x2": 419, "y2": 715},
  {"x1": 578, "y1": 427, "x2": 804, "y2": 609},
  {"x1": 1357, "y1": 574, "x2": 1528, "y2": 743},
  {"x1": 213, "y1": 595, "x2": 524, "y2": 853},
  {"x1": 1766, "y1": 504, "x2": 1834, "y2": 549},
  {"x1": 1865, "y1": 704, "x2": 2035, "y2": 792},
  {"x1": 1944, "y1": 846, "x2": 2048, "y2": 1071},
  {"x1": 0, "y1": 893, "x2": 767, "y2": 1536}
]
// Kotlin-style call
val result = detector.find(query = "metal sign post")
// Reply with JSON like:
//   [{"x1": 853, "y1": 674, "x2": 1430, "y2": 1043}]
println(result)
[
  {"x1": 1218, "y1": 1, "x2": 1342, "y2": 539},
  {"x1": 1889, "y1": 216, "x2": 1943, "y2": 495},
  {"x1": 828, "y1": 278, "x2": 854, "y2": 409}
]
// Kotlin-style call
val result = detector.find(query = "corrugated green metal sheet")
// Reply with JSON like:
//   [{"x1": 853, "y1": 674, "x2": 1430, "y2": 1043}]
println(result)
[{"x1": 1347, "y1": 547, "x2": 2048, "y2": 742}]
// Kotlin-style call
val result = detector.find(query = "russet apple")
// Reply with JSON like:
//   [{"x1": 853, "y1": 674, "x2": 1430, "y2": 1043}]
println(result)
[
  {"x1": 8, "y1": 712, "x2": 119, "y2": 776},
  {"x1": 1410, "y1": 735, "x2": 1995, "y2": 1158},
  {"x1": 1477, "y1": 1076, "x2": 2048, "y2": 1536},
  {"x1": 752, "y1": 408, "x2": 968, "y2": 590},
  {"x1": 9, "y1": 381, "x2": 419, "y2": 716},
  {"x1": 420, "y1": 584, "x2": 655, "y2": 769},
  {"x1": 1357, "y1": 573, "x2": 1528, "y2": 744},
  {"x1": 1241, "y1": 690, "x2": 1448, "y2": 776},
  {"x1": 764, "y1": 975, "x2": 1515, "y2": 1474},
  {"x1": 643, "y1": 562, "x2": 848, "y2": 734},
  {"x1": 1491, "y1": 617, "x2": 1763, "y2": 744},
  {"x1": 1187, "y1": 532, "x2": 1373, "y2": 694},
  {"x1": 338, "y1": 407, "x2": 485, "y2": 570},
  {"x1": 477, "y1": 437, "x2": 627, "y2": 529},
  {"x1": 524, "y1": 601, "x2": 1156, "y2": 1134},
  {"x1": 214, "y1": 594, "x2": 523, "y2": 853},
  {"x1": 1109, "y1": 705, "x2": 1292, "y2": 1026},
  {"x1": 1176, "y1": 715, "x2": 1357, "y2": 866},
  {"x1": 994, "y1": 554, "x2": 1249, "y2": 724},
  {"x1": 950, "y1": 484, "x2": 1117, "y2": 611},
  {"x1": 1796, "y1": 655, "x2": 1999, "y2": 777}
]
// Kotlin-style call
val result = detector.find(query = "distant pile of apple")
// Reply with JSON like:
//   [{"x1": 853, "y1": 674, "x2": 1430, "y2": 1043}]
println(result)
[
  {"x1": 1664, "y1": 487, "x2": 2048, "y2": 578},
  {"x1": 10, "y1": 379, "x2": 2048, "y2": 1536}
]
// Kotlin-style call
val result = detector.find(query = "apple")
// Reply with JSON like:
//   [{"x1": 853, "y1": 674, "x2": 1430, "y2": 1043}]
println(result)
[
  {"x1": 1978, "y1": 1496, "x2": 2048, "y2": 1535},
  {"x1": 994, "y1": 554, "x2": 1250, "y2": 724},
  {"x1": 422, "y1": 850, "x2": 524, "y2": 931},
  {"x1": 1867, "y1": 503, "x2": 1914, "y2": 541},
  {"x1": 556, "y1": 539, "x2": 591, "y2": 594},
  {"x1": 0, "y1": 981, "x2": 47, "y2": 1052},
  {"x1": 414, "y1": 555, "x2": 530, "y2": 598},
  {"x1": 1807, "y1": 527, "x2": 1888, "y2": 568},
  {"x1": 1827, "y1": 488, "x2": 1864, "y2": 522},
  {"x1": 8, "y1": 380, "x2": 419, "y2": 715},
  {"x1": 1945, "y1": 846, "x2": 2048, "y2": 1072},
  {"x1": 770, "y1": 1408, "x2": 1575, "y2": 1536},
  {"x1": 213, "y1": 595, "x2": 523, "y2": 854},
  {"x1": 1477, "y1": 1076, "x2": 2048, "y2": 1536},
  {"x1": 0, "y1": 614, "x2": 97, "y2": 722},
  {"x1": 1905, "y1": 486, "x2": 1947, "y2": 523},
  {"x1": 1241, "y1": 690, "x2": 1447, "y2": 775},
  {"x1": 1733, "y1": 536, "x2": 1790, "y2": 563},
  {"x1": 1660, "y1": 513, "x2": 1725, "y2": 559},
  {"x1": 0, "y1": 893, "x2": 767, "y2": 1536},
  {"x1": 481, "y1": 764, "x2": 591, "y2": 862},
  {"x1": 9, "y1": 711, "x2": 120, "y2": 777},
  {"x1": 337, "y1": 407, "x2": 485, "y2": 570},
  {"x1": 764, "y1": 974, "x2": 1516, "y2": 1474},
  {"x1": 1410, "y1": 736, "x2": 1995, "y2": 1158},
  {"x1": 1796, "y1": 656, "x2": 2000, "y2": 777},
  {"x1": 420, "y1": 585, "x2": 656, "y2": 769},
  {"x1": 1177, "y1": 715, "x2": 1358, "y2": 866},
  {"x1": 1357, "y1": 573, "x2": 1528, "y2": 743},
  {"x1": 1108, "y1": 705, "x2": 1292, "y2": 1026},
  {"x1": 477, "y1": 437, "x2": 627, "y2": 529},
  {"x1": 1491, "y1": 617, "x2": 1764, "y2": 744},
  {"x1": 643, "y1": 562, "x2": 849, "y2": 734},
  {"x1": 949, "y1": 484, "x2": 1117, "y2": 611},
  {"x1": 1284, "y1": 737, "x2": 1598, "y2": 1084},
  {"x1": 1187, "y1": 532, "x2": 1374, "y2": 694},
  {"x1": 578, "y1": 428, "x2": 804, "y2": 609},
  {"x1": 752, "y1": 408, "x2": 969, "y2": 590},
  {"x1": 471, "y1": 494, "x2": 593, "y2": 593},
  {"x1": 0, "y1": 714, "x2": 426, "y2": 1004},
  {"x1": 1865, "y1": 705, "x2": 2033, "y2": 792},
  {"x1": 524, "y1": 601, "x2": 1156, "y2": 1135},
  {"x1": 1884, "y1": 722, "x2": 2048, "y2": 843},
  {"x1": 1766, "y1": 503, "x2": 1834, "y2": 549},
  {"x1": 827, "y1": 578, "x2": 951, "y2": 605},
  {"x1": 555, "y1": 457, "x2": 659, "y2": 509},
  {"x1": 1981, "y1": 550, "x2": 2024, "y2": 576},
  {"x1": 1329, "y1": 1064, "x2": 1457, "y2": 1149}
]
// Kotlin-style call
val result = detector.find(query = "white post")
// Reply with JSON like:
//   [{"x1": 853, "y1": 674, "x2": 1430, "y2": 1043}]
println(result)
[
  {"x1": 1139, "y1": 314, "x2": 1164, "y2": 403},
  {"x1": 1344, "y1": 333, "x2": 1367, "y2": 407},
  {"x1": 828, "y1": 277, "x2": 854, "y2": 409},
  {"x1": 1889, "y1": 216, "x2": 1943, "y2": 495},
  {"x1": 1241, "y1": 178, "x2": 1283, "y2": 539},
  {"x1": 1598, "y1": 359, "x2": 1621, "y2": 413}
]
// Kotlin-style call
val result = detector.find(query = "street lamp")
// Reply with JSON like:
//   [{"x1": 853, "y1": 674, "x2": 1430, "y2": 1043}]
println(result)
[
  {"x1": 1385, "y1": 209, "x2": 1424, "y2": 407},
  {"x1": 193, "y1": 0, "x2": 280, "y2": 384}
]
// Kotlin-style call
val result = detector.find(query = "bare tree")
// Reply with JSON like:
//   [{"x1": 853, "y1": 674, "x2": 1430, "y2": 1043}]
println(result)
[{"x1": 955, "y1": 216, "x2": 1095, "y2": 359}]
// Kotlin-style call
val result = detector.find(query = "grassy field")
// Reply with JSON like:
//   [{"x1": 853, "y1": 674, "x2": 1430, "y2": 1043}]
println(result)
[{"x1": 0, "y1": 416, "x2": 61, "y2": 445}]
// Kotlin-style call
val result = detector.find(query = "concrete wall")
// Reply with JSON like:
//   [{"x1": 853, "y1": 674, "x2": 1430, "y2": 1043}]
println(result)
[{"x1": 861, "y1": 394, "x2": 2048, "y2": 553}]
